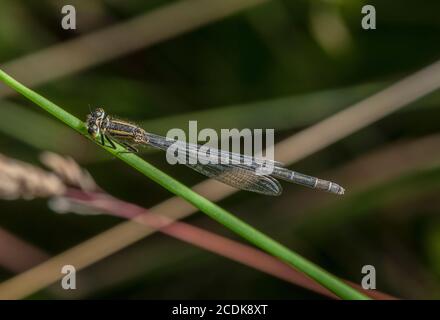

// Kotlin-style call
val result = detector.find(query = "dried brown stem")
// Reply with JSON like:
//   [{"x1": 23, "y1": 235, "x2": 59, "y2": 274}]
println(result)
[
  {"x1": 63, "y1": 188, "x2": 395, "y2": 300},
  {"x1": 0, "y1": 227, "x2": 49, "y2": 273},
  {"x1": 0, "y1": 0, "x2": 268, "y2": 98},
  {"x1": 0, "y1": 152, "x2": 395, "y2": 299},
  {"x1": 0, "y1": 154, "x2": 65, "y2": 200}
]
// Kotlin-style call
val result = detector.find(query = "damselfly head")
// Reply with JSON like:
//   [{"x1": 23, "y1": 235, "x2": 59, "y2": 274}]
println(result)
[
  {"x1": 86, "y1": 108, "x2": 106, "y2": 138},
  {"x1": 86, "y1": 118, "x2": 99, "y2": 138}
]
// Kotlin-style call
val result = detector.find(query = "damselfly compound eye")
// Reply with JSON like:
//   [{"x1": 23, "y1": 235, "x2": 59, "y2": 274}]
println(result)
[
  {"x1": 94, "y1": 108, "x2": 105, "y2": 118},
  {"x1": 87, "y1": 124, "x2": 98, "y2": 137}
]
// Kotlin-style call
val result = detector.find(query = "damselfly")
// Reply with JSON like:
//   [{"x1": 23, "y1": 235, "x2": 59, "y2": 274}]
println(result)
[{"x1": 86, "y1": 108, "x2": 345, "y2": 196}]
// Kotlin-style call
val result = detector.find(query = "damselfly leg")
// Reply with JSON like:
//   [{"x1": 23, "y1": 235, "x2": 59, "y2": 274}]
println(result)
[
  {"x1": 120, "y1": 142, "x2": 138, "y2": 153},
  {"x1": 104, "y1": 134, "x2": 116, "y2": 149}
]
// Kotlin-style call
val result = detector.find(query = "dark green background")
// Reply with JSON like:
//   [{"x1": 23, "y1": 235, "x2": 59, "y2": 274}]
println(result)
[{"x1": 0, "y1": 0, "x2": 439, "y2": 299}]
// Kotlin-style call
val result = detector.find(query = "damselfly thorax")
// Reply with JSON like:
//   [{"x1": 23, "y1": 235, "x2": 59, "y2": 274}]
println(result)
[
  {"x1": 105, "y1": 118, "x2": 146, "y2": 143},
  {"x1": 86, "y1": 108, "x2": 345, "y2": 196},
  {"x1": 87, "y1": 108, "x2": 147, "y2": 151}
]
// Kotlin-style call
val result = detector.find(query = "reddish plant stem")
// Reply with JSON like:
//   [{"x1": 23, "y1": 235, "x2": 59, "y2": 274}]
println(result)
[
  {"x1": 0, "y1": 227, "x2": 49, "y2": 272},
  {"x1": 65, "y1": 188, "x2": 396, "y2": 300}
]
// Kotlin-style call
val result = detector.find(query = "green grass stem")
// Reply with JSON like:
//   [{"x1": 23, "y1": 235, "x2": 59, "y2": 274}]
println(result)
[{"x1": 0, "y1": 69, "x2": 370, "y2": 300}]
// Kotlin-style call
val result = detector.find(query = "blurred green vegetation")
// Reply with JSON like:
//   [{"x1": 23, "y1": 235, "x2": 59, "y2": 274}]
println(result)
[{"x1": 0, "y1": 0, "x2": 439, "y2": 299}]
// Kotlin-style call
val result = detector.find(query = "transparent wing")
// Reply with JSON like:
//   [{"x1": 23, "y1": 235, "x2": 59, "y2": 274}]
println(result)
[
  {"x1": 143, "y1": 132, "x2": 283, "y2": 196},
  {"x1": 185, "y1": 161, "x2": 282, "y2": 196},
  {"x1": 144, "y1": 132, "x2": 285, "y2": 171}
]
